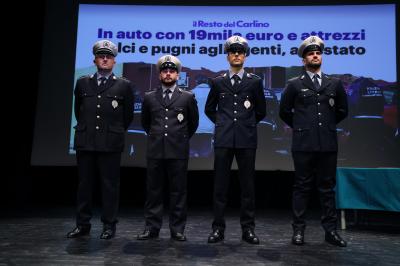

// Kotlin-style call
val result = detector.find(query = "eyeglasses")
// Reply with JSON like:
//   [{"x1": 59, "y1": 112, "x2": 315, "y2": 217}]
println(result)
[{"x1": 95, "y1": 54, "x2": 114, "y2": 59}]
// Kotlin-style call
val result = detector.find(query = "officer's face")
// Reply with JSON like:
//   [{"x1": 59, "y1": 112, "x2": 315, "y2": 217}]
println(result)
[
  {"x1": 159, "y1": 68, "x2": 179, "y2": 87},
  {"x1": 302, "y1": 51, "x2": 322, "y2": 70},
  {"x1": 94, "y1": 53, "x2": 116, "y2": 71},
  {"x1": 227, "y1": 51, "x2": 246, "y2": 68}
]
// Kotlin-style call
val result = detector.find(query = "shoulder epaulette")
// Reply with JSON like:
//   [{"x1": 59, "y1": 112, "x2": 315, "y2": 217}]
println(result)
[{"x1": 246, "y1": 73, "x2": 260, "y2": 79}]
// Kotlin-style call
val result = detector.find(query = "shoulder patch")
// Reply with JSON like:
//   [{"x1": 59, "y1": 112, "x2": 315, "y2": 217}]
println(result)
[
  {"x1": 118, "y1": 76, "x2": 130, "y2": 81},
  {"x1": 145, "y1": 90, "x2": 156, "y2": 96},
  {"x1": 247, "y1": 73, "x2": 261, "y2": 79},
  {"x1": 288, "y1": 76, "x2": 300, "y2": 83},
  {"x1": 214, "y1": 73, "x2": 226, "y2": 79},
  {"x1": 78, "y1": 75, "x2": 91, "y2": 80},
  {"x1": 323, "y1": 74, "x2": 331, "y2": 80}
]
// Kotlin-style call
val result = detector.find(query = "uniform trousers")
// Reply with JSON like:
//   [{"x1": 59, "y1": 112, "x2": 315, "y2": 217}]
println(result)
[
  {"x1": 292, "y1": 151, "x2": 338, "y2": 232},
  {"x1": 76, "y1": 150, "x2": 121, "y2": 229},
  {"x1": 212, "y1": 148, "x2": 256, "y2": 231},
  {"x1": 144, "y1": 159, "x2": 188, "y2": 234}
]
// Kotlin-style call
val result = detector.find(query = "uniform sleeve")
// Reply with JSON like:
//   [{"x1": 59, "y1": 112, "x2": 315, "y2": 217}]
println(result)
[
  {"x1": 204, "y1": 78, "x2": 218, "y2": 124},
  {"x1": 335, "y1": 80, "x2": 348, "y2": 124},
  {"x1": 255, "y1": 78, "x2": 266, "y2": 123},
  {"x1": 123, "y1": 82, "x2": 134, "y2": 130},
  {"x1": 141, "y1": 94, "x2": 151, "y2": 134},
  {"x1": 73, "y1": 80, "x2": 82, "y2": 121},
  {"x1": 188, "y1": 93, "x2": 199, "y2": 138},
  {"x1": 279, "y1": 81, "x2": 296, "y2": 128}
]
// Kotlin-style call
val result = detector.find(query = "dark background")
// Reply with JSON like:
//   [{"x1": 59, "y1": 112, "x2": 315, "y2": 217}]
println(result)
[{"x1": 3, "y1": 0, "x2": 399, "y2": 225}]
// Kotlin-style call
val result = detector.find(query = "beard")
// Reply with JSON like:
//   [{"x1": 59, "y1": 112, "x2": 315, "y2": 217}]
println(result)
[
  {"x1": 306, "y1": 62, "x2": 321, "y2": 70},
  {"x1": 161, "y1": 79, "x2": 176, "y2": 87},
  {"x1": 230, "y1": 62, "x2": 243, "y2": 68}
]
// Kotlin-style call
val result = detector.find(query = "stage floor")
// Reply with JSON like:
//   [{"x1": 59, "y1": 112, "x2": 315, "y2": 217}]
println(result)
[{"x1": 0, "y1": 208, "x2": 399, "y2": 265}]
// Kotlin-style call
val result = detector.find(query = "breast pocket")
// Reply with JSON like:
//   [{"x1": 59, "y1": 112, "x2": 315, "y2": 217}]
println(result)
[
  {"x1": 300, "y1": 90, "x2": 315, "y2": 105},
  {"x1": 219, "y1": 92, "x2": 227, "y2": 102},
  {"x1": 79, "y1": 92, "x2": 95, "y2": 108}
]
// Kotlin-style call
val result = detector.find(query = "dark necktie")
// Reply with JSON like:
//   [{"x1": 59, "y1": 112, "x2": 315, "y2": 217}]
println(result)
[
  {"x1": 313, "y1": 74, "x2": 320, "y2": 90},
  {"x1": 232, "y1": 74, "x2": 240, "y2": 88},
  {"x1": 98, "y1": 77, "x2": 107, "y2": 89},
  {"x1": 164, "y1": 89, "x2": 171, "y2": 105}
]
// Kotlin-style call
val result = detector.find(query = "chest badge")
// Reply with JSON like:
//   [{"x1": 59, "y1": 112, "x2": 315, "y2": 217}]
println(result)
[
  {"x1": 244, "y1": 99, "x2": 251, "y2": 109},
  {"x1": 177, "y1": 113, "x2": 184, "y2": 122},
  {"x1": 112, "y1": 100, "x2": 118, "y2": 109},
  {"x1": 301, "y1": 88, "x2": 309, "y2": 92},
  {"x1": 329, "y1": 98, "x2": 335, "y2": 107}
]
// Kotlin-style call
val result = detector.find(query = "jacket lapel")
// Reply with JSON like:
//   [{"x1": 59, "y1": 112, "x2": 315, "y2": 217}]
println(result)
[
  {"x1": 222, "y1": 71, "x2": 235, "y2": 93},
  {"x1": 155, "y1": 87, "x2": 165, "y2": 107},
  {"x1": 301, "y1": 72, "x2": 317, "y2": 91},
  {"x1": 319, "y1": 73, "x2": 332, "y2": 92},
  {"x1": 89, "y1": 73, "x2": 99, "y2": 94},
  {"x1": 168, "y1": 87, "x2": 181, "y2": 106},
  {"x1": 97, "y1": 73, "x2": 116, "y2": 94},
  {"x1": 235, "y1": 71, "x2": 250, "y2": 93}
]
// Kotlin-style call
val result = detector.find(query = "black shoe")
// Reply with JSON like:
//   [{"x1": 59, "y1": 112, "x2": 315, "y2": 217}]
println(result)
[
  {"x1": 325, "y1": 231, "x2": 347, "y2": 247},
  {"x1": 171, "y1": 232, "x2": 187, "y2": 241},
  {"x1": 66, "y1": 226, "x2": 90, "y2": 238},
  {"x1": 242, "y1": 229, "x2": 260, "y2": 244},
  {"x1": 207, "y1": 229, "x2": 224, "y2": 243},
  {"x1": 292, "y1": 230, "x2": 304, "y2": 245},
  {"x1": 100, "y1": 227, "x2": 116, "y2": 240},
  {"x1": 137, "y1": 229, "x2": 159, "y2": 240}
]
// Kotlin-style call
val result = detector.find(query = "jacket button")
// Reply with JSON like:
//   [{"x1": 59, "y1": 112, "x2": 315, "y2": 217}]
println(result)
[
  {"x1": 164, "y1": 133, "x2": 168, "y2": 136},
  {"x1": 234, "y1": 118, "x2": 237, "y2": 122},
  {"x1": 165, "y1": 108, "x2": 169, "y2": 111},
  {"x1": 317, "y1": 102, "x2": 321, "y2": 105},
  {"x1": 234, "y1": 102, "x2": 237, "y2": 105},
  {"x1": 97, "y1": 104, "x2": 101, "y2": 108},
  {"x1": 165, "y1": 125, "x2": 168, "y2": 128},
  {"x1": 97, "y1": 95, "x2": 101, "y2": 98},
  {"x1": 318, "y1": 113, "x2": 321, "y2": 116},
  {"x1": 96, "y1": 115, "x2": 100, "y2": 119},
  {"x1": 165, "y1": 117, "x2": 168, "y2": 120},
  {"x1": 234, "y1": 94, "x2": 237, "y2": 97},
  {"x1": 95, "y1": 126, "x2": 99, "y2": 130},
  {"x1": 234, "y1": 110, "x2": 237, "y2": 114},
  {"x1": 318, "y1": 122, "x2": 322, "y2": 126}
]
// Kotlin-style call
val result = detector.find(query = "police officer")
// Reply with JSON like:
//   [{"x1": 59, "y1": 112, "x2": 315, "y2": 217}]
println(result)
[
  {"x1": 279, "y1": 36, "x2": 348, "y2": 247},
  {"x1": 137, "y1": 55, "x2": 199, "y2": 241},
  {"x1": 67, "y1": 40, "x2": 134, "y2": 240},
  {"x1": 205, "y1": 36, "x2": 266, "y2": 244}
]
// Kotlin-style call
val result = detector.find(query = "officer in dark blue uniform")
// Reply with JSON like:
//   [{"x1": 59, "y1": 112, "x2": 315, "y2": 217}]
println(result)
[
  {"x1": 67, "y1": 40, "x2": 134, "y2": 240},
  {"x1": 205, "y1": 36, "x2": 266, "y2": 244},
  {"x1": 279, "y1": 36, "x2": 348, "y2": 247},
  {"x1": 137, "y1": 55, "x2": 199, "y2": 241}
]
